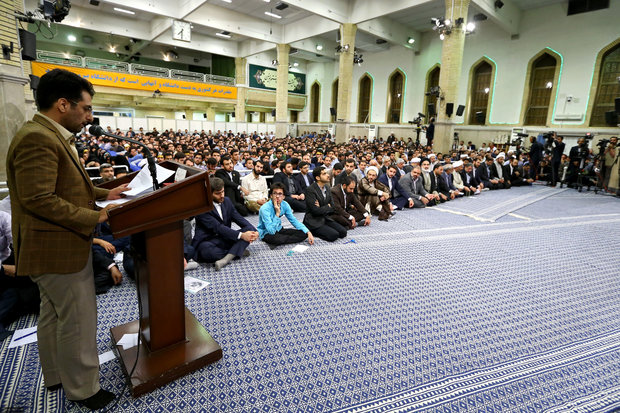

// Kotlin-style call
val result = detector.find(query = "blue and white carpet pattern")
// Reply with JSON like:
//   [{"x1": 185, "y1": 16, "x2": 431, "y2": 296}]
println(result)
[{"x1": 1, "y1": 186, "x2": 619, "y2": 412}]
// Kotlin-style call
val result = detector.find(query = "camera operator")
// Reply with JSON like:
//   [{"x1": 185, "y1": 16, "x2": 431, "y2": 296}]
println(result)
[
  {"x1": 550, "y1": 134, "x2": 565, "y2": 187},
  {"x1": 603, "y1": 136, "x2": 617, "y2": 188},
  {"x1": 426, "y1": 117, "x2": 435, "y2": 148},
  {"x1": 528, "y1": 136, "x2": 543, "y2": 180}
]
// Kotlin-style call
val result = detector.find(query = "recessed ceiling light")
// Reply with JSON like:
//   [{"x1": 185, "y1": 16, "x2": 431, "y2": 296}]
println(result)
[
  {"x1": 67, "y1": 34, "x2": 77, "y2": 42},
  {"x1": 113, "y1": 7, "x2": 135, "y2": 15},
  {"x1": 221, "y1": 0, "x2": 232, "y2": 3},
  {"x1": 316, "y1": 44, "x2": 323, "y2": 51},
  {"x1": 293, "y1": 62, "x2": 299, "y2": 67},
  {"x1": 108, "y1": 45, "x2": 116, "y2": 52},
  {"x1": 216, "y1": 31, "x2": 231, "y2": 39},
  {"x1": 265, "y1": 11, "x2": 282, "y2": 19},
  {"x1": 407, "y1": 37, "x2": 415, "y2": 44}
]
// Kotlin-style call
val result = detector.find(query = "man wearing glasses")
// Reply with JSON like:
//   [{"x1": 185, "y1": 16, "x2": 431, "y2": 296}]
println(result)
[
  {"x1": 257, "y1": 183, "x2": 314, "y2": 248},
  {"x1": 6, "y1": 68, "x2": 128, "y2": 410}
]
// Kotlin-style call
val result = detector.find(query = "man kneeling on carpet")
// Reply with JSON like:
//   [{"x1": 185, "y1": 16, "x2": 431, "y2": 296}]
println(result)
[
  {"x1": 192, "y1": 177, "x2": 258, "y2": 271},
  {"x1": 257, "y1": 182, "x2": 314, "y2": 248}
]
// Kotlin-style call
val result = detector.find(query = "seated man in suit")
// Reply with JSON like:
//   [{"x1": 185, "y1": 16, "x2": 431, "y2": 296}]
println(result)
[
  {"x1": 358, "y1": 166, "x2": 392, "y2": 221},
  {"x1": 303, "y1": 167, "x2": 348, "y2": 242},
  {"x1": 294, "y1": 161, "x2": 313, "y2": 192},
  {"x1": 431, "y1": 164, "x2": 452, "y2": 202},
  {"x1": 477, "y1": 156, "x2": 500, "y2": 190},
  {"x1": 258, "y1": 183, "x2": 314, "y2": 248},
  {"x1": 330, "y1": 176, "x2": 371, "y2": 229},
  {"x1": 399, "y1": 166, "x2": 437, "y2": 207},
  {"x1": 215, "y1": 155, "x2": 250, "y2": 216},
  {"x1": 335, "y1": 158, "x2": 358, "y2": 188},
  {"x1": 507, "y1": 157, "x2": 534, "y2": 186},
  {"x1": 463, "y1": 161, "x2": 484, "y2": 192},
  {"x1": 451, "y1": 161, "x2": 476, "y2": 196},
  {"x1": 378, "y1": 164, "x2": 413, "y2": 210},
  {"x1": 192, "y1": 177, "x2": 258, "y2": 271},
  {"x1": 442, "y1": 164, "x2": 463, "y2": 198},
  {"x1": 328, "y1": 162, "x2": 344, "y2": 187},
  {"x1": 272, "y1": 161, "x2": 306, "y2": 212}
]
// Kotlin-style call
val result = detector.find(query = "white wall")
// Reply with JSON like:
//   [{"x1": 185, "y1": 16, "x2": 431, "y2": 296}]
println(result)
[{"x1": 301, "y1": 2, "x2": 620, "y2": 132}]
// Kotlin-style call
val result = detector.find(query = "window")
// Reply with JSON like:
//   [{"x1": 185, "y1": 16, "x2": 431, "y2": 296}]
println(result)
[
  {"x1": 424, "y1": 66, "x2": 440, "y2": 119},
  {"x1": 524, "y1": 53, "x2": 558, "y2": 126},
  {"x1": 331, "y1": 78, "x2": 338, "y2": 122},
  {"x1": 358, "y1": 74, "x2": 372, "y2": 123},
  {"x1": 469, "y1": 61, "x2": 493, "y2": 125},
  {"x1": 590, "y1": 43, "x2": 620, "y2": 126},
  {"x1": 310, "y1": 82, "x2": 320, "y2": 123},
  {"x1": 387, "y1": 70, "x2": 404, "y2": 123}
]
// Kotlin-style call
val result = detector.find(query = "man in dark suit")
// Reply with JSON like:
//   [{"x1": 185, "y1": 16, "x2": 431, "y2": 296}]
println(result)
[
  {"x1": 215, "y1": 155, "x2": 249, "y2": 216},
  {"x1": 378, "y1": 165, "x2": 413, "y2": 209},
  {"x1": 192, "y1": 177, "x2": 258, "y2": 271},
  {"x1": 330, "y1": 176, "x2": 371, "y2": 229},
  {"x1": 431, "y1": 164, "x2": 453, "y2": 201},
  {"x1": 335, "y1": 158, "x2": 358, "y2": 188},
  {"x1": 294, "y1": 161, "x2": 313, "y2": 191},
  {"x1": 6, "y1": 69, "x2": 128, "y2": 410},
  {"x1": 477, "y1": 156, "x2": 500, "y2": 190},
  {"x1": 507, "y1": 158, "x2": 533, "y2": 186},
  {"x1": 303, "y1": 167, "x2": 347, "y2": 242},
  {"x1": 272, "y1": 161, "x2": 306, "y2": 212},
  {"x1": 550, "y1": 134, "x2": 565, "y2": 186},
  {"x1": 462, "y1": 162, "x2": 483, "y2": 192},
  {"x1": 529, "y1": 135, "x2": 544, "y2": 179}
]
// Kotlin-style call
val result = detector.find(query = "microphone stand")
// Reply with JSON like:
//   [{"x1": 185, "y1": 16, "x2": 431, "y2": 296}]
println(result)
[{"x1": 89, "y1": 126, "x2": 159, "y2": 191}]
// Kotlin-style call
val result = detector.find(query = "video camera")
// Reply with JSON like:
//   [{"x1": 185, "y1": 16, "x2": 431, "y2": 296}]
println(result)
[{"x1": 409, "y1": 112, "x2": 426, "y2": 128}]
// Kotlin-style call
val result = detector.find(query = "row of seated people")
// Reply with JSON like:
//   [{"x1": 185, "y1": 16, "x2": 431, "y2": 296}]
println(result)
[{"x1": 191, "y1": 152, "x2": 533, "y2": 271}]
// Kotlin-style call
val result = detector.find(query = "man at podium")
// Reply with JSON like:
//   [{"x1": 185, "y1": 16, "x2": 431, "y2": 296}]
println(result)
[
  {"x1": 6, "y1": 69, "x2": 128, "y2": 410},
  {"x1": 192, "y1": 177, "x2": 258, "y2": 271}
]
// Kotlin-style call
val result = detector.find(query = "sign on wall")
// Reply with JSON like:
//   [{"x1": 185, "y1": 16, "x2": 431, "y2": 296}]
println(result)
[
  {"x1": 31, "y1": 62, "x2": 237, "y2": 100},
  {"x1": 249, "y1": 64, "x2": 305, "y2": 94}
]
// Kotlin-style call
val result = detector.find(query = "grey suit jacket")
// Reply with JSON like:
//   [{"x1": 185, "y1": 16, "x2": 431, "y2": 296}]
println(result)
[{"x1": 399, "y1": 173, "x2": 428, "y2": 200}]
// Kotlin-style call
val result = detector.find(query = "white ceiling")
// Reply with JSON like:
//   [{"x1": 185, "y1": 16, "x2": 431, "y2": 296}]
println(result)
[{"x1": 24, "y1": 0, "x2": 572, "y2": 66}]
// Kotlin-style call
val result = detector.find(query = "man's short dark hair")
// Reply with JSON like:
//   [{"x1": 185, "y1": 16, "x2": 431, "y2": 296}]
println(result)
[
  {"x1": 221, "y1": 155, "x2": 232, "y2": 163},
  {"x1": 254, "y1": 159, "x2": 264, "y2": 167},
  {"x1": 207, "y1": 157, "x2": 217, "y2": 166},
  {"x1": 36, "y1": 68, "x2": 95, "y2": 111},
  {"x1": 345, "y1": 158, "x2": 356, "y2": 166},
  {"x1": 312, "y1": 166, "x2": 325, "y2": 180},
  {"x1": 280, "y1": 160, "x2": 292, "y2": 170},
  {"x1": 210, "y1": 177, "x2": 224, "y2": 192},
  {"x1": 269, "y1": 182, "x2": 286, "y2": 196},
  {"x1": 333, "y1": 162, "x2": 343, "y2": 171},
  {"x1": 341, "y1": 176, "x2": 354, "y2": 186},
  {"x1": 298, "y1": 161, "x2": 309, "y2": 169},
  {"x1": 387, "y1": 164, "x2": 397, "y2": 171}
]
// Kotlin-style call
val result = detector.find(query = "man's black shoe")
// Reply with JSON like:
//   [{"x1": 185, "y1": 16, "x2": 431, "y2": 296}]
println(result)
[{"x1": 74, "y1": 389, "x2": 115, "y2": 410}]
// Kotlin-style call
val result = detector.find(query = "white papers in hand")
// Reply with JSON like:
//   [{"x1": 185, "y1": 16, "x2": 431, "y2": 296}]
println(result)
[
  {"x1": 123, "y1": 164, "x2": 176, "y2": 197},
  {"x1": 116, "y1": 333, "x2": 139, "y2": 350}
]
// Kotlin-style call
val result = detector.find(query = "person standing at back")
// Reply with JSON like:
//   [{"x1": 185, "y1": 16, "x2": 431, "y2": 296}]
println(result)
[{"x1": 6, "y1": 68, "x2": 128, "y2": 410}]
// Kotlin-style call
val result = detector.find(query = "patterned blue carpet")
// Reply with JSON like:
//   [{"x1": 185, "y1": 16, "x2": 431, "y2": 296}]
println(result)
[{"x1": 1, "y1": 186, "x2": 619, "y2": 412}]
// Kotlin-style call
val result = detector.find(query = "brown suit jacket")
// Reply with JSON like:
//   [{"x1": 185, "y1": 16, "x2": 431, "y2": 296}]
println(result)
[
  {"x1": 6, "y1": 114, "x2": 110, "y2": 276},
  {"x1": 330, "y1": 185, "x2": 368, "y2": 220}
]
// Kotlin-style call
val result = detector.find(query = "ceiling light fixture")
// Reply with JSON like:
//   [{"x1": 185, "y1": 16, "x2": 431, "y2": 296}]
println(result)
[
  {"x1": 108, "y1": 45, "x2": 116, "y2": 52},
  {"x1": 113, "y1": 7, "x2": 135, "y2": 15},
  {"x1": 293, "y1": 62, "x2": 299, "y2": 67},
  {"x1": 216, "y1": 31, "x2": 231, "y2": 39},
  {"x1": 221, "y1": 0, "x2": 232, "y2": 3},
  {"x1": 316, "y1": 44, "x2": 323, "y2": 51},
  {"x1": 407, "y1": 37, "x2": 415, "y2": 44},
  {"x1": 265, "y1": 11, "x2": 281, "y2": 19},
  {"x1": 67, "y1": 34, "x2": 76, "y2": 42}
]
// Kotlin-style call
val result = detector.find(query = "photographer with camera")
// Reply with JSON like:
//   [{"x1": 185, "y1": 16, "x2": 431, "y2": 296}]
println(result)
[
  {"x1": 426, "y1": 117, "x2": 435, "y2": 147},
  {"x1": 550, "y1": 134, "x2": 565, "y2": 187},
  {"x1": 528, "y1": 136, "x2": 543, "y2": 180}
]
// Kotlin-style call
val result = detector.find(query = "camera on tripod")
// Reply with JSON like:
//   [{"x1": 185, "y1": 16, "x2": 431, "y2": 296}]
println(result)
[
  {"x1": 409, "y1": 112, "x2": 426, "y2": 128},
  {"x1": 542, "y1": 131, "x2": 556, "y2": 154}
]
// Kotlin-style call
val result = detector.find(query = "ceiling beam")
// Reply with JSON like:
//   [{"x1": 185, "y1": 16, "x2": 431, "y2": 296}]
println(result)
[
  {"x1": 356, "y1": 17, "x2": 421, "y2": 52},
  {"x1": 152, "y1": 31, "x2": 239, "y2": 58},
  {"x1": 239, "y1": 40, "x2": 276, "y2": 58},
  {"x1": 281, "y1": 0, "x2": 350, "y2": 24},
  {"x1": 471, "y1": 0, "x2": 521, "y2": 35},
  {"x1": 184, "y1": 2, "x2": 283, "y2": 43},
  {"x1": 283, "y1": 14, "x2": 340, "y2": 44},
  {"x1": 349, "y1": 0, "x2": 435, "y2": 24},
  {"x1": 289, "y1": 37, "x2": 338, "y2": 59}
]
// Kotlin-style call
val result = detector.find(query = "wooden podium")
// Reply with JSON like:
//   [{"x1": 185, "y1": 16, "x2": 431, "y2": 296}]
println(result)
[{"x1": 101, "y1": 162, "x2": 222, "y2": 396}]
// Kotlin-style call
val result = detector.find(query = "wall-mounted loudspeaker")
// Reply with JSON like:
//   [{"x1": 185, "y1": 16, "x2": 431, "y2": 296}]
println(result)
[
  {"x1": 231, "y1": 112, "x2": 235, "y2": 118},
  {"x1": 19, "y1": 29, "x2": 36, "y2": 61},
  {"x1": 427, "y1": 103, "x2": 436, "y2": 117},
  {"x1": 271, "y1": 109, "x2": 276, "y2": 116},
  {"x1": 456, "y1": 105, "x2": 465, "y2": 116},
  {"x1": 203, "y1": 113, "x2": 207, "y2": 119},
  {"x1": 604, "y1": 111, "x2": 618, "y2": 126},
  {"x1": 330, "y1": 107, "x2": 336, "y2": 116},
  {"x1": 445, "y1": 103, "x2": 454, "y2": 116}
]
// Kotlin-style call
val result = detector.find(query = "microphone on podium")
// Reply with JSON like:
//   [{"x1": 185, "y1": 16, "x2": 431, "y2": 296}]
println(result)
[{"x1": 88, "y1": 125, "x2": 159, "y2": 191}]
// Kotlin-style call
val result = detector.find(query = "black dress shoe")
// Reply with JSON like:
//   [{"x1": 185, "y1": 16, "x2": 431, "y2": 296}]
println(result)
[
  {"x1": 74, "y1": 389, "x2": 115, "y2": 410},
  {"x1": 46, "y1": 383, "x2": 62, "y2": 391}
]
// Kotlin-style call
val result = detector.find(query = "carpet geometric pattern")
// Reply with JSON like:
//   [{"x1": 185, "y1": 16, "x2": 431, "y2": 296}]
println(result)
[{"x1": 1, "y1": 187, "x2": 619, "y2": 412}]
